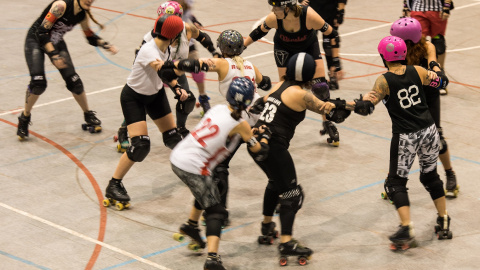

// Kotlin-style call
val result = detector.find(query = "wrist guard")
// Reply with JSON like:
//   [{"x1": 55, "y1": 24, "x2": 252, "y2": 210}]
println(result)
[
  {"x1": 429, "y1": 61, "x2": 440, "y2": 70},
  {"x1": 259, "y1": 126, "x2": 272, "y2": 141},
  {"x1": 170, "y1": 83, "x2": 182, "y2": 98},
  {"x1": 354, "y1": 95, "x2": 375, "y2": 116},
  {"x1": 329, "y1": 98, "x2": 346, "y2": 110},
  {"x1": 258, "y1": 75, "x2": 272, "y2": 90},
  {"x1": 249, "y1": 98, "x2": 266, "y2": 115},
  {"x1": 86, "y1": 34, "x2": 102, "y2": 47}
]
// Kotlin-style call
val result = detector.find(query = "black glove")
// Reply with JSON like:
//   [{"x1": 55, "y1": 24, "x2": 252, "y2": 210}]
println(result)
[
  {"x1": 258, "y1": 125, "x2": 272, "y2": 141},
  {"x1": 249, "y1": 98, "x2": 265, "y2": 115}
]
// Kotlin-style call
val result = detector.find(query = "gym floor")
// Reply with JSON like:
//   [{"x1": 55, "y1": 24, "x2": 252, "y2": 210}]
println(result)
[{"x1": 1, "y1": 0, "x2": 480, "y2": 269}]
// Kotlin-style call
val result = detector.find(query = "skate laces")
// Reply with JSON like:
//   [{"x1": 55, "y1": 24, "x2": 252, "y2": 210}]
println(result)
[{"x1": 114, "y1": 181, "x2": 128, "y2": 195}]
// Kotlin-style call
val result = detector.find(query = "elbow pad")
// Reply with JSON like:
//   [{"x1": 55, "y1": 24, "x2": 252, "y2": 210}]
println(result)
[
  {"x1": 195, "y1": 31, "x2": 216, "y2": 53},
  {"x1": 249, "y1": 24, "x2": 268, "y2": 42},
  {"x1": 158, "y1": 68, "x2": 179, "y2": 83},
  {"x1": 176, "y1": 59, "x2": 208, "y2": 73}
]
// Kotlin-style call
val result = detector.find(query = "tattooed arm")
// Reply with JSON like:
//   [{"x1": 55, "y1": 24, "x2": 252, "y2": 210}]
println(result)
[
  {"x1": 40, "y1": 1, "x2": 66, "y2": 53},
  {"x1": 303, "y1": 91, "x2": 335, "y2": 115},
  {"x1": 345, "y1": 75, "x2": 389, "y2": 110}
]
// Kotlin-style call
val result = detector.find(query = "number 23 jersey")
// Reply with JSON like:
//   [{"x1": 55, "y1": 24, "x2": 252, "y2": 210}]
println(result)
[
  {"x1": 382, "y1": 65, "x2": 434, "y2": 134},
  {"x1": 170, "y1": 104, "x2": 243, "y2": 176}
]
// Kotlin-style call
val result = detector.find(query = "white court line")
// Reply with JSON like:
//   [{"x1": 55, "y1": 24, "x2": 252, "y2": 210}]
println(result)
[
  {"x1": 0, "y1": 85, "x2": 123, "y2": 117},
  {"x1": 0, "y1": 202, "x2": 171, "y2": 270}
]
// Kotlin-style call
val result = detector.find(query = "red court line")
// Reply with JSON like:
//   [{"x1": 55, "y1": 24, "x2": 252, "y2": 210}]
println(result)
[{"x1": 0, "y1": 119, "x2": 107, "y2": 270}]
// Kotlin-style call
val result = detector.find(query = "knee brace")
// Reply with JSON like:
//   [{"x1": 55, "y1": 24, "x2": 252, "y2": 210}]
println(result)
[
  {"x1": 191, "y1": 71, "x2": 205, "y2": 84},
  {"x1": 384, "y1": 176, "x2": 409, "y2": 209},
  {"x1": 29, "y1": 75, "x2": 47, "y2": 95},
  {"x1": 176, "y1": 92, "x2": 196, "y2": 115},
  {"x1": 438, "y1": 128, "x2": 448, "y2": 154},
  {"x1": 279, "y1": 185, "x2": 304, "y2": 213},
  {"x1": 311, "y1": 77, "x2": 329, "y2": 101},
  {"x1": 163, "y1": 128, "x2": 182, "y2": 149},
  {"x1": 126, "y1": 135, "x2": 150, "y2": 162},
  {"x1": 66, "y1": 73, "x2": 84, "y2": 95},
  {"x1": 420, "y1": 170, "x2": 445, "y2": 200},
  {"x1": 432, "y1": 35, "x2": 446, "y2": 56},
  {"x1": 204, "y1": 204, "x2": 229, "y2": 237}
]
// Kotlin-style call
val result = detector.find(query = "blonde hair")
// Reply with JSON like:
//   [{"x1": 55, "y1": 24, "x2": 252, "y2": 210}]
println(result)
[{"x1": 231, "y1": 55, "x2": 245, "y2": 76}]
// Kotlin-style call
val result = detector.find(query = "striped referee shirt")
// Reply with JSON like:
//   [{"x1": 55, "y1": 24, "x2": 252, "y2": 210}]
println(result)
[{"x1": 409, "y1": 0, "x2": 443, "y2": 12}]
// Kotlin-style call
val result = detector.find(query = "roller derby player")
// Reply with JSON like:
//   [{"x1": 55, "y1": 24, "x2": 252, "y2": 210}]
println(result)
[
  {"x1": 249, "y1": 52, "x2": 337, "y2": 266},
  {"x1": 17, "y1": 0, "x2": 118, "y2": 140},
  {"x1": 103, "y1": 15, "x2": 194, "y2": 211},
  {"x1": 334, "y1": 36, "x2": 453, "y2": 250},
  {"x1": 170, "y1": 78, "x2": 271, "y2": 270},
  {"x1": 389, "y1": 17, "x2": 458, "y2": 198},
  {"x1": 244, "y1": 0, "x2": 342, "y2": 147}
]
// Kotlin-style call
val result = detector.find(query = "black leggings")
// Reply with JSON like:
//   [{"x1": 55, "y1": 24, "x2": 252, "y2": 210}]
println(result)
[
  {"x1": 425, "y1": 86, "x2": 441, "y2": 128},
  {"x1": 24, "y1": 35, "x2": 78, "y2": 90}
]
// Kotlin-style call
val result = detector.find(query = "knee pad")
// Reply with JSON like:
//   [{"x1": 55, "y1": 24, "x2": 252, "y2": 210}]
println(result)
[
  {"x1": 420, "y1": 170, "x2": 445, "y2": 200},
  {"x1": 163, "y1": 128, "x2": 182, "y2": 149},
  {"x1": 311, "y1": 77, "x2": 329, "y2": 101},
  {"x1": 438, "y1": 128, "x2": 448, "y2": 154},
  {"x1": 191, "y1": 71, "x2": 205, "y2": 83},
  {"x1": 384, "y1": 176, "x2": 409, "y2": 209},
  {"x1": 176, "y1": 92, "x2": 196, "y2": 115},
  {"x1": 205, "y1": 204, "x2": 229, "y2": 237},
  {"x1": 126, "y1": 135, "x2": 150, "y2": 162},
  {"x1": 29, "y1": 75, "x2": 47, "y2": 95},
  {"x1": 279, "y1": 185, "x2": 304, "y2": 213},
  {"x1": 432, "y1": 35, "x2": 446, "y2": 56},
  {"x1": 66, "y1": 73, "x2": 84, "y2": 95}
]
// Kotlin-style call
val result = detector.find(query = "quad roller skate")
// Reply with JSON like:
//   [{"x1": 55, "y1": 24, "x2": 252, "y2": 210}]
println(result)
[
  {"x1": 82, "y1": 110, "x2": 102, "y2": 133},
  {"x1": 319, "y1": 120, "x2": 339, "y2": 146},
  {"x1": 196, "y1": 95, "x2": 211, "y2": 117},
  {"x1": 103, "y1": 179, "x2": 130, "y2": 210},
  {"x1": 435, "y1": 213, "x2": 453, "y2": 240},
  {"x1": 258, "y1": 221, "x2": 279, "y2": 245},
  {"x1": 278, "y1": 239, "x2": 313, "y2": 266},
  {"x1": 17, "y1": 112, "x2": 31, "y2": 141},
  {"x1": 204, "y1": 254, "x2": 225, "y2": 270},
  {"x1": 173, "y1": 222, "x2": 206, "y2": 252},
  {"x1": 389, "y1": 224, "x2": 417, "y2": 251},
  {"x1": 113, "y1": 121, "x2": 129, "y2": 153},
  {"x1": 445, "y1": 170, "x2": 459, "y2": 198}
]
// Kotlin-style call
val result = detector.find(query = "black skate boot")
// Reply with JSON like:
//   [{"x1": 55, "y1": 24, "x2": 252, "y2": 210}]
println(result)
[
  {"x1": 278, "y1": 239, "x2": 313, "y2": 266},
  {"x1": 198, "y1": 95, "x2": 211, "y2": 116},
  {"x1": 204, "y1": 254, "x2": 225, "y2": 270},
  {"x1": 328, "y1": 71, "x2": 339, "y2": 90},
  {"x1": 258, "y1": 221, "x2": 279, "y2": 245},
  {"x1": 103, "y1": 179, "x2": 130, "y2": 210},
  {"x1": 82, "y1": 110, "x2": 102, "y2": 133},
  {"x1": 319, "y1": 120, "x2": 340, "y2": 146},
  {"x1": 389, "y1": 224, "x2": 417, "y2": 251},
  {"x1": 445, "y1": 170, "x2": 459, "y2": 198},
  {"x1": 113, "y1": 124, "x2": 129, "y2": 153},
  {"x1": 173, "y1": 222, "x2": 206, "y2": 251},
  {"x1": 17, "y1": 112, "x2": 31, "y2": 140},
  {"x1": 435, "y1": 213, "x2": 453, "y2": 240}
]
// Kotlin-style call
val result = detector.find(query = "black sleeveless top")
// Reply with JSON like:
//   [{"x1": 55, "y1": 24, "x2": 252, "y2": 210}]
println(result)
[
  {"x1": 382, "y1": 65, "x2": 434, "y2": 134},
  {"x1": 273, "y1": 5, "x2": 317, "y2": 52},
  {"x1": 28, "y1": 0, "x2": 86, "y2": 45},
  {"x1": 256, "y1": 81, "x2": 306, "y2": 147}
]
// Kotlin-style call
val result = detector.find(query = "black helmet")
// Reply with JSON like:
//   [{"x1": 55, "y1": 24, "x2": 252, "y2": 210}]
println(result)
[
  {"x1": 285, "y1": 52, "x2": 316, "y2": 82},
  {"x1": 268, "y1": 0, "x2": 297, "y2": 7}
]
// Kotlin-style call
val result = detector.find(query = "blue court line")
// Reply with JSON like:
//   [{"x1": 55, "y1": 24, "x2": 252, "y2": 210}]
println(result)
[{"x1": 0, "y1": 250, "x2": 51, "y2": 270}]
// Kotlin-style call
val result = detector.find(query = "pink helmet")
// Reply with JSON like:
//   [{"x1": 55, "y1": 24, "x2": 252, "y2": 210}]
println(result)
[
  {"x1": 378, "y1": 36, "x2": 407, "y2": 62},
  {"x1": 390, "y1": 17, "x2": 422, "y2": 43},
  {"x1": 157, "y1": 1, "x2": 183, "y2": 17}
]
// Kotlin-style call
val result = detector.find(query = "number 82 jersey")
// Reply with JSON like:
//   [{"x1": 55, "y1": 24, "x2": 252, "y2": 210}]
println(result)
[{"x1": 382, "y1": 65, "x2": 434, "y2": 134}]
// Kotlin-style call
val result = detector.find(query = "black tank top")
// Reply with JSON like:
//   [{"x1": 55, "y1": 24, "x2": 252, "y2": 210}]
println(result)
[
  {"x1": 28, "y1": 0, "x2": 86, "y2": 45},
  {"x1": 382, "y1": 65, "x2": 434, "y2": 133},
  {"x1": 256, "y1": 81, "x2": 306, "y2": 147},
  {"x1": 273, "y1": 5, "x2": 317, "y2": 51}
]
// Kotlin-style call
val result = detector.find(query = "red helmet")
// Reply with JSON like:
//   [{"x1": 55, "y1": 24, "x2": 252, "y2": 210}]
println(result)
[{"x1": 153, "y1": 14, "x2": 184, "y2": 40}]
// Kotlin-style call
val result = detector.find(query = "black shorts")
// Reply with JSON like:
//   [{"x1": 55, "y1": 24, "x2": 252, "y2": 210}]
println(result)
[
  {"x1": 273, "y1": 39, "x2": 322, "y2": 68},
  {"x1": 120, "y1": 84, "x2": 172, "y2": 125}
]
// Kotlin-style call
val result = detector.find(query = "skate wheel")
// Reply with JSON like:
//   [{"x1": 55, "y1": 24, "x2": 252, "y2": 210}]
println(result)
[
  {"x1": 115, "y1": 202, "x2": 124, "y2": 211},
  {"x1": 448, "y1": 231, "x2": 453, "y2": 239},
  {"x1": 331, "y1": 141, "x2": 340, "y2": 147},
  {"x1": 195, "y1": 102, "x2": 200, "y2": 108},
  {"x1": 434, "y1": 225, "x2": 441, "y2": 233},
  {"x1": 326, "y1": 138, "x2": 332, "y2": 143},
  {"x1": 18, "y1": 136, "x2": 26, "y2": 141},
  {"x1": 95, "y1": 126, "x2": 102, "y2": 133},
  {"x1": 381, "y1": 192, "x2": 388, "y2": 200},
  {"x1": 124, "y1": 203, "x2": 131, "y2": 208},
  {"x1": 389, "y1": 243, "x2": 397, "y2": 251},
  {"x1": 319, "y1": 130, "x2": 326, "y2": 135},
  {"x1": 188, "y1": 242, "x2": 202, "y2": 252},
  {"x1": 199, "y1": 111, "x2": 205, "y2": 117},
  {"x1": 298, "y1": 256, "x2": 308, "y2": 266},
  {"x1": 81, "y1": 123, "x2": 87, "y2": 130},
  {"x1": 279, "y1": 256, "x2": 288, "y2": 266},
  {"x1": 274, "y1": 230, "x2": 279, "y2": 239},
  {"x1": 102, "y1": 199, "x2": 110, "y2": 207},
  {"x1": 257, "y1": 236, "x2": 266, "y2": 245},
  {"x1": 453, "y1": 189, "x2": 459, "y2": 197},
  {"x1": 113, "y1": 135, "x2": 118, "y2": 142},
  {"x1": 173, "y1": 233, "x2": 184, "y2": 242}
]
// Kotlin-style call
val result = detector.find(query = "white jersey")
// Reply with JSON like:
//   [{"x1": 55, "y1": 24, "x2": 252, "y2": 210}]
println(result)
[
  {"x1": 143, "y1": 22, "x2": 189, "y2": 60},
  {"x1": 219, "y1": 58, "x2": 261, "y2": 126},
  {"x1": 170, "y1": 104, "x2": 243, "y2": 176},
  {"x1": 127, "y1": 39, "x2": 169, "y2": 95}
]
